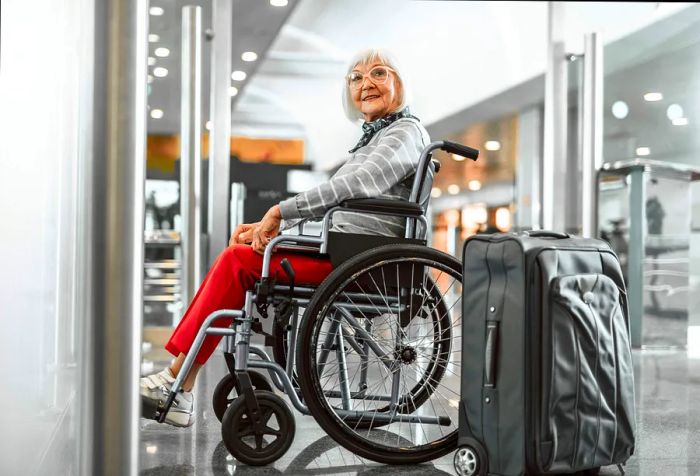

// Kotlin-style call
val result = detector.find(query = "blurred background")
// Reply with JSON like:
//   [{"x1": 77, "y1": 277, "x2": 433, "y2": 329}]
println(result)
[{"x1": 2, "y1": 0, "x2": 700, "y2": 474}]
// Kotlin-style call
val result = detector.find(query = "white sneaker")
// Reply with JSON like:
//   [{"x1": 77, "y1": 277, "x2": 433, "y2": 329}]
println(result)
[{"x1": 140, "y1": 368, "x2": 194, "y2": 427}]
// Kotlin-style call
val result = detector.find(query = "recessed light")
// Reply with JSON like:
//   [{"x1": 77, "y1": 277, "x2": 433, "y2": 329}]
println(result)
[
  {"x1": 150, "y1": 108, "x2": 164, "y2": 119},
  {"x1": 612, "y1": 100, "x2": 628, "y2": 119},
  {"x1": 146, "y1": 445, "x2": 158, "y2": 455},
  {"x1": 672, "y1": 117, "x2": 689, "y2": 126},
  {"x1": 485, "y1": 140, "x2": 501, "y2": 151},
  {"x1": 447, "y1": 184, "x2": 460, "y2": 195},
  {"x1": 270, "y1": 0, "x2": 289, "y2": 6},
  {"x1": 155, "y1": 47, "x2": 170, "y2": 58},
  {"x1": 468, "y1": 180, "x2": 482, "y2": 191},
  {"x1": 431, "y1": 187, "x2": 442, "y2": 198},
  {"x1": 241, "y1": 51, "x2": 258, "y2": 62},
  {"x1": 149, "y1": 6, "x2": 164, "y2": 16},
  {"x1": 666, "y1": 104, "x2": 683, "y2": 121},
  {"x1": 205, "y1": 121, "x2": 212, "y2": 131},
  {"x1": 644, "y1": 92, "x2": 663, "y2": 102},
  {"x1": 153, "y1": 67, "x2": 168, "y2": 77},
  {"x1": 636, "y1": 147, "x2": 650, "y2": 156},
  {"x1": 148, "y1": 57, "x2": 156, "y2": 66},
  {"x1": 229, "y1": 86, "x2": 239, "y2": 97},
  {"x1": 148, "y1": 34, "x2": 160, "y2": 43},
  {"x1": 231, "y1": 70, "x2": 247, "y2": 81},
  {"x1": 451, "y1": 153, "x2": 465, "y2": 162}
]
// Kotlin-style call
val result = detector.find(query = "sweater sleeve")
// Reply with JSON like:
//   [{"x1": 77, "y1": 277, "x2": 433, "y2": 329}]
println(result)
[{"x1": 278, "y1": 120, "x2": 424, "y2": 221}]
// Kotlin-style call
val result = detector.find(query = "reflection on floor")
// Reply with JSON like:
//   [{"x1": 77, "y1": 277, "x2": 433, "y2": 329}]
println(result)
[{"x1": 140, "y1": 349, "x2": 700, "y2": 476}]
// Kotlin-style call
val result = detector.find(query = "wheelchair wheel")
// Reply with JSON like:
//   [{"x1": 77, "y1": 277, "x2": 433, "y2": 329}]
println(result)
[
  {"x1": 212, "y1": 370, "x2": 273, "y2": 422},
  {"x1": 297, "y1": 244, "x2": 463, "y2": 464},
  {"x1": 221, "y1": 390, "x2": 295, "y2": 466}
]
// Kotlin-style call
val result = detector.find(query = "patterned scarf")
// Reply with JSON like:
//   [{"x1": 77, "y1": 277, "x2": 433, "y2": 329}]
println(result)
[{"x1": 348, "y1": 108, "x2": 418, "y2": 153}]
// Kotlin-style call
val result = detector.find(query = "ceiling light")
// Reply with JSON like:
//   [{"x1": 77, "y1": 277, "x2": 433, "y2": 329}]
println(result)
[
  {"x1": 241, "y1": 51, "x2": 258, "y2": 62},
  {"x1": 146, "y1": 445, "x2": 158, "y2": 455},
  {"x1": 611, "y1": 100, "x2": 628, "y2": 119},
  {"x1": 153, "y1": 67, "x2": 168, "y2": 77},
  {"x1": 148, "y1": 34, "x2": 160, "y2": 43},
  {"x1": 431, "y1": 187, "x2": 442, "y2": 198},
  {"x1": 495, "y1": 207, "x2": 512, "y2": 232},
  {"x1": 148, "y1": 57, "x2": 156, "y2": 66},
  {"x1": 147, "y1": 75, "x2": 154, "y2": 84},
  {"x1": 484, "y1": 140, "x2": 501, "y2": 151},
  {"x1": 205, "y1": 121, "x2": 212, "y2": 131},
  {"x1": 150, "y1": 108, "x2": 164, "y2": 119},
  {"x1": 644, "y1": 92, "x2": 663, "y2": 102},
  {"x1": 451, "y1": 153, "x2": 465, "y2": 162},
  {"x1": 666, "y1": 104, "x2": 683, "y2": 121},
  {"x1": 447, "y1": 184, "x2": 460, "y2": 195},
  {"x1": 636, "y1": 147, "x2": 650, "y2": 156},
  {"x1": 468, "y1": 180, "x2": 482, "y2": 191},
  {"x1": 231, "y1": 70, "x2": 247, "y2": 81},
  {"x1": 229, "y1": 86, "x2": 239, "y2": 97},
  {"x1": 270, "y1": 0, "x2": 289, "y2": 6},
  {"x1": 149, "y1": 6, "x2": 164, "y2": 16},
  {"x1": 155, "y1": 47, "x2": 170, "y2": 58},
  {"x1": 672, "y1": 117, "x2": 689, "y2": 126}
]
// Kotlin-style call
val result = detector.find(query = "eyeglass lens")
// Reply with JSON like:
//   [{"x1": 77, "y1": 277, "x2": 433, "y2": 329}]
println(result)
[{"x1": 348, "y1": 67, "x2": 390, "y2": 89}]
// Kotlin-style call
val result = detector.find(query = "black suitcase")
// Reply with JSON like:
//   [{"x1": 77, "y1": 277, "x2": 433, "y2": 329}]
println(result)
[{"x1": 455, "y1": 231, "x2": 636, "y2": 476}]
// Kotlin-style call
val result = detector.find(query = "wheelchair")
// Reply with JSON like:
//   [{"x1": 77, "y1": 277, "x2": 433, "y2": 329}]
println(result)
[{"x1": 157, "y1": 140, "x2": 479, "y2": 466}]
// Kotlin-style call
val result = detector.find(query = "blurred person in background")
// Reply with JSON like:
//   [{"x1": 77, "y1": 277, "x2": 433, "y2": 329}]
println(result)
[{"x1": 140, "y1": 48, "x2": 431, "y2": 427}]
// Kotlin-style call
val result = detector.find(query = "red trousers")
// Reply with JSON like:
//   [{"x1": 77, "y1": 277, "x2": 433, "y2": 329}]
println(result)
[{"x1": 166, "y1": 244, "x2": 333, "y2": 365}]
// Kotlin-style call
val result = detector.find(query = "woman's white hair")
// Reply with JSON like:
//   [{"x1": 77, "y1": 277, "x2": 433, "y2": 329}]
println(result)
[{"x1": 341, "y1": 48, "x2": 412, "y2": 123}]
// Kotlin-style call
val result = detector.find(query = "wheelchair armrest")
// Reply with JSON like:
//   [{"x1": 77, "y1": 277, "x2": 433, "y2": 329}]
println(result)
[{"x1": 339, "y1": 198, "x2": 424, "y2": 217}]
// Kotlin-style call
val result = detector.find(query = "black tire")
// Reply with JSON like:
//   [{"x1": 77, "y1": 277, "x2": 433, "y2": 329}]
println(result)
[
  {"x1": 212, "y1": 370, "x2": 273, "y2": 422},
  {"x1": 221, "y1": 390, "x2": 295, "y2": 466},
  {"x1": 297, "y1": 244, "x2": 463, "y2": 465}
]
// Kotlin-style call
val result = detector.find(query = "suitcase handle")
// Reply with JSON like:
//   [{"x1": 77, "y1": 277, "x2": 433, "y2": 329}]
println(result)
[
  {"x1": 523, "y1": 230, "x2": 570, "y2": 239},
  {"x1": 484, "y1": 322, "x2": 498, "y2": 387}
]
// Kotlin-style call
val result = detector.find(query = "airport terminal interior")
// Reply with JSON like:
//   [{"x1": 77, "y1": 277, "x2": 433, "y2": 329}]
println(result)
[{"x1": 2, "y1": 1, "x2": 700, "y2": 475}]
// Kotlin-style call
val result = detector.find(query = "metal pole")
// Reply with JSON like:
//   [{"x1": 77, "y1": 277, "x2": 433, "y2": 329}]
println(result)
[
  {"x1": 208, "y1": 0, "x2": 233, "y2": 265},
  {"x1": 543, "y1": 3, "x2": 568, "y2": 231},
  {"x1": 87, "y1": 0, "x2": 147, "y2": 473},
  {"x1": 181, "y1": 5, "x2": 203, "y2": 305},
  {"x1": 628, "y1": 167, "x2": 646, "y2": 348},
  {"x1": 581, "y1": 32, "x2": 603, "y2": 238}
]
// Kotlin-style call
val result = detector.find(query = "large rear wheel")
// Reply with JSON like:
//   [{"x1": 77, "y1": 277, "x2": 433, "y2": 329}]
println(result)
[{"x1": 296, "y1": 244, "x2": 463, "y2": 464}]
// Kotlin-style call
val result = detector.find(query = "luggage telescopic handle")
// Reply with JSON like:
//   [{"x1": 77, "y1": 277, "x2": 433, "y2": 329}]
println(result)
[
  {"x1": 484, "y1": 322, "x2": 498, "y2": 388},
  {"x1": 523, "y1": 230, "x2": 570, "y2": 239},
  {"x1": 441, "y1": 141, "x2": 479, "y2": 161}
]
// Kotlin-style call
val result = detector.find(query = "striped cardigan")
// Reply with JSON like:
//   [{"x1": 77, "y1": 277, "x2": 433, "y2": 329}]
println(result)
[{"x1": 278, "y1": 117, "x2": 430, "y2": 237}]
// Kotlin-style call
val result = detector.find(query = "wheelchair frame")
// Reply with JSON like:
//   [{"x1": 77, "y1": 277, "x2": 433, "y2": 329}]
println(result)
[{"x1": 156, "y1": 140, "x2": 478, "y2": 462}]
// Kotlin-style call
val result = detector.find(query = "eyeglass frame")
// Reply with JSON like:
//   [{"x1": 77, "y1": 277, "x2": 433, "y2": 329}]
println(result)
[{"x1": 346, "y1": 65, "x2": 396, "y2": 91}]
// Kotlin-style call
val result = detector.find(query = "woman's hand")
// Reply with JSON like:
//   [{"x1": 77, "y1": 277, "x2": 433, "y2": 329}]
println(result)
[
  {"x1": 251, "y1": 205, "x2": 282, "y2": 255},
  {"x1": 229, "y1": 222, "x2": 259, "y2": 246}
]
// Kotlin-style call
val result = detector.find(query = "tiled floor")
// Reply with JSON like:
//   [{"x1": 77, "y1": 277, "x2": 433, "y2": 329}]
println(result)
[{"x1": 140, "y1": 349, "x2": 700, "y2": 475}]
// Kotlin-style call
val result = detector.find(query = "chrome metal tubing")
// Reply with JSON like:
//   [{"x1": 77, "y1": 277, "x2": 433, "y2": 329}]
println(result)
[
  {"x1": 336, "y1": 330, "x2": 352, "y2": 410},
  {"x1": 336, "y1": 307, "x2": 393, "y2": 370},
  {"x1": 168, "y1": 309, "x2": 244, "y2": 397},
  {"x1": 581, "y1": 32, "x2": 603, "y2": 238},
  {"x1": 261, "y1": 235, "x2": 324, "y2": 279},
  {"x1": 248, "y1": 346, "x2": 286, "y2": 391},
  {"x1": 180, "y1": 5, "x2": 203, "y2": 305},
  {"x1": 248, "y1": 360, "x2": 309, "y2": 414},
  {"x1": 235, "y1": 291, "x2": 255, "y2": 370}
]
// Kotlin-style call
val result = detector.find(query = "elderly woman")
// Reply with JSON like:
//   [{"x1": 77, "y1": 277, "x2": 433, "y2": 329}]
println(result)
[{"x1": 141, "y1": 48, "x2": 430, "y2": 427}]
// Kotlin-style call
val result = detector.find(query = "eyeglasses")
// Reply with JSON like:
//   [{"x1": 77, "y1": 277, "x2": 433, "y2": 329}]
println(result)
[{"x1": 347, "y1": 66, "x2": 395, "y2": 90}]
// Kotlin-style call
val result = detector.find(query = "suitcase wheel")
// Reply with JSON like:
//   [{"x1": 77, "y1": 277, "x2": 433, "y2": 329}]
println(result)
[{"x1": 453, "y1": 441, "x2": 487, "y2": 476}]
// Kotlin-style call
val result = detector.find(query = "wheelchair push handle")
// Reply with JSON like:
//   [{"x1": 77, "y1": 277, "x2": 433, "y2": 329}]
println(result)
[{"x1": 441, "y1": 140, "x2": 479, "y2": 161}]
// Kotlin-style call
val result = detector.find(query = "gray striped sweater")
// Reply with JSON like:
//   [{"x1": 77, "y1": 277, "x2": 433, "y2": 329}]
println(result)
[{"x1": 278, "y1": 117, "x2": 430, "y2": 237}]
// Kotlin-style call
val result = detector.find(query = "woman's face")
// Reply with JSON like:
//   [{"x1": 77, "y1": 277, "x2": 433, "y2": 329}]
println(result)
[{"x1": 350, "y1": 62, "x2": 402, "y2": 122}]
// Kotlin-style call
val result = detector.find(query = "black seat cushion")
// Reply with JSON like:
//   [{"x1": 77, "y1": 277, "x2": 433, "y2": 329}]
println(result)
[{"x1": 326, "y1": 231, "x2": 425, "y2": 268}]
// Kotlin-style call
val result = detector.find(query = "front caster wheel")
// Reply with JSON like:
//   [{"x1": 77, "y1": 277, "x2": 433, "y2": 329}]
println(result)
[
  {"x1": 454, "y1": 444, "x2": 487, "y2": 476},
  {"x1": 221, "y1": 390, "x2": 295, "y2": 466},
  {"x1": 212, "y1": 370, "x2": 272, "y2": 422}
]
